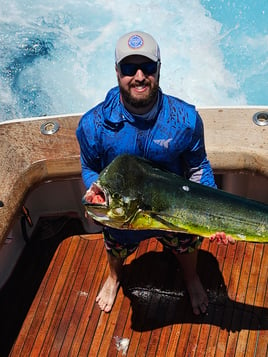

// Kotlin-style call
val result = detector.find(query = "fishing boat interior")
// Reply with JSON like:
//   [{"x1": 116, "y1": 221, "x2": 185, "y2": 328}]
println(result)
[{"x1": 0, "y1": 108, "x2": 267, "y2": 356}]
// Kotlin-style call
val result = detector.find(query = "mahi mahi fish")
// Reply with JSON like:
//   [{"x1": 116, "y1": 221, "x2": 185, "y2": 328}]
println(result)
[{"x1": 83, "y1": 154, "x2": 268, "y2": 243}]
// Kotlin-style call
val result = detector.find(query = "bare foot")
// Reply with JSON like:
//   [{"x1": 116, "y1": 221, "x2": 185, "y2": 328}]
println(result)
[
  {"x1": 185, "y1": 274, "x2": 208, "y2": 315},
  {"x1": 96, "y1": 275, "x2": 120, "y2": 312}
]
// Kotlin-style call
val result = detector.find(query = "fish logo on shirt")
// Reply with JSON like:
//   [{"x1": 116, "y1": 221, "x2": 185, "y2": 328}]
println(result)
[{"x1": 153, "y1": 138, "x2": 172, "y2": 148}]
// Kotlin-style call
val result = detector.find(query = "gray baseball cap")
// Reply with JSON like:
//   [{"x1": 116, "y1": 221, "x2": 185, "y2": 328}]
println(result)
[{"x1": 115, "y1": 31, "x2": 161, "y2": 64}]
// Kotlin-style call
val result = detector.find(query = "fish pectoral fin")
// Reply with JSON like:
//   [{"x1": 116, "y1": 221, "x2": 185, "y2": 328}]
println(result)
[
  {"x1": 150, "y1": 213, "x2": 188, "y2": 232},
  {"x1": 131, "y1": 210, "x2": 188, "y2": 233}
]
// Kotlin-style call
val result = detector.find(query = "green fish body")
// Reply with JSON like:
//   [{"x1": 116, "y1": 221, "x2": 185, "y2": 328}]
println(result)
[{"x1": 84, "y1": 154, "x2": 268, "y2": 243}]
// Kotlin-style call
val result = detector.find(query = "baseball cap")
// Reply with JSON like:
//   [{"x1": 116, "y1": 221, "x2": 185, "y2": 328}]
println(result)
[{"x1": 115, "y1": 31, "x2": 161, "y2": 64}]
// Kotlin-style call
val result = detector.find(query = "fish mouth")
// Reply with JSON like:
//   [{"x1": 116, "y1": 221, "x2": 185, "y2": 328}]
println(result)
[{"x1": 82, "y1": 183, "x2": 109, "y2": 207}]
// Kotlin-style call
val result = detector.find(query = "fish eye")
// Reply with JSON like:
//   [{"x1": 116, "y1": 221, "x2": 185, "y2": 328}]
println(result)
[{"x1": 112, "y1": 192, "x2": 121, "y2": 200}]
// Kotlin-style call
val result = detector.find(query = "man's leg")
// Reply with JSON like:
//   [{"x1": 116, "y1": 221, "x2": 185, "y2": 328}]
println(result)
[
  {"x1": 96, "y1": 252, "x2": 124, "y2": 312},
  {"x1": 159, "y1": 233, "x2": 208, "y2": 315},
  {"x1": 96, "y1": 229, "x2": 139, "y2": 313},
  {"x1": 174, "y1": 249, "x2": 208, "y2": 315}
]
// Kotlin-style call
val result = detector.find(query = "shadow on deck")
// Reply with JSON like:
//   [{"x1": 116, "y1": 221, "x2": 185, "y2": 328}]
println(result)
[{"x1": 122, "y1": 249, "x2": 267, "y2": 332}]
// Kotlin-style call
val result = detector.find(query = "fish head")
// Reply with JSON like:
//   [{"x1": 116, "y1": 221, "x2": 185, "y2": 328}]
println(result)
[
  {"x1": 83, "y1": 181, "x2": 141, "y2": 229},
  {"x1": 83, "y1": 155, "x2": 164, "y2": 229}
]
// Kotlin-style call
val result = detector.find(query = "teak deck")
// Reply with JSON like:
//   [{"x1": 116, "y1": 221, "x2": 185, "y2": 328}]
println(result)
[{"x1": 10, "y1": 234, "x2": 267, "y2": 357}]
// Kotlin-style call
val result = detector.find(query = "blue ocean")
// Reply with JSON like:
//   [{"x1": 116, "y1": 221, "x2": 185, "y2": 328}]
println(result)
[{"x1": 0, "y1": 0, "x2": 267, "y2": 121}]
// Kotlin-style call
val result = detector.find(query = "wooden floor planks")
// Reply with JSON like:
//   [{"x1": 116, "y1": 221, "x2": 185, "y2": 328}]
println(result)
[{"x1": 10, "y1": 234, "x2": 268, "y2": 357}]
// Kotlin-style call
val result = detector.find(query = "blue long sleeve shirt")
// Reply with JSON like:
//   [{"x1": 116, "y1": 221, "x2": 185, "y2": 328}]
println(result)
[{"x1": 76, "y1": 86, "x2": 216, "y2": 190}]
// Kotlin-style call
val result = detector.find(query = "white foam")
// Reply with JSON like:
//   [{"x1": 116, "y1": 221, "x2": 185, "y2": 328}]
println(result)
[{"x1": 0, "y1": 0, "x2": 266, "y2": 121}]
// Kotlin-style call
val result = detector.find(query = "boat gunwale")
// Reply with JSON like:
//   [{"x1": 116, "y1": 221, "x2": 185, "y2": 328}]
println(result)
[{"x1": 0, "y1": 107, "x2": 268, "y2": 246}]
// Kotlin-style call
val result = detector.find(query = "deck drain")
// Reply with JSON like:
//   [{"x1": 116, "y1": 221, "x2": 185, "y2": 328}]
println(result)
[
  {"x1": 40, "y1": 121, "x2": 60, "y2": 135},
  {"x1": 252, "y1": 111, "x2": 268, "y2": 126}
]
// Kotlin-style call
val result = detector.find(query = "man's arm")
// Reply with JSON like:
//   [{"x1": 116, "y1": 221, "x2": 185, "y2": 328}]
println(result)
[
  {"x1": 182, "y1": 112, "x2": 216, "y2": 187},
  {"x1": 182, "y1": 112, "x2": 235, "y2": 245},
  {"x1": 76, "y1": 116, "x2": 101, "y2": 189}
]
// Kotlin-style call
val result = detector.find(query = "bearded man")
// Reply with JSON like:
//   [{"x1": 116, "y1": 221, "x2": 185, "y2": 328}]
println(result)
[{"x1": 76, "y1": 31, "x2": 234, "y2": 316}]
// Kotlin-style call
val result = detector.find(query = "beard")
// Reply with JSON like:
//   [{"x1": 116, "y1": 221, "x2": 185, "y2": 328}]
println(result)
[{"x1": 119, "y1": 80, "x2": 159, "y2": 109}]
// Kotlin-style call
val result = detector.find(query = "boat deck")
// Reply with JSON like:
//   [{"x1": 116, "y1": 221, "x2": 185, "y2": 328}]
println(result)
[{"x1": 9, "y1": 232, "x2": 268, "y2": 356}]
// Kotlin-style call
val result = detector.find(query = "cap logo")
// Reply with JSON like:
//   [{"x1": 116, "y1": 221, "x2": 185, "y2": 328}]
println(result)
[{"x1": 128, "y1": 34, "x2": 144, "y2": 49}]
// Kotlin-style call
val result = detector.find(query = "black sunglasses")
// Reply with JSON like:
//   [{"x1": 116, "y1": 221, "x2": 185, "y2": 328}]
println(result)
[{"x1": 119, "y1": 61, "x2": 159, "y2": 76}]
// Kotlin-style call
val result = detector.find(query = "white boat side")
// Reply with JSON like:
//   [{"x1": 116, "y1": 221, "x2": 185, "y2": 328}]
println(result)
[{"x1": 0, "y1": 108, "x2": 267, "y2": 287}]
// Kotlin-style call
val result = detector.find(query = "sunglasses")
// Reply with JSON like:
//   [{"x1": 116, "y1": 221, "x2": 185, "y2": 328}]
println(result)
[{"x1": 119, "y1": 61, "x2": 159, "y2": 76}]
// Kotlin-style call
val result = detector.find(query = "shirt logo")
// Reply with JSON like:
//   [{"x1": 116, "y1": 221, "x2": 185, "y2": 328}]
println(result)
[{"x1": 153, "y1": 138, "x2": 172, "y2": 148}]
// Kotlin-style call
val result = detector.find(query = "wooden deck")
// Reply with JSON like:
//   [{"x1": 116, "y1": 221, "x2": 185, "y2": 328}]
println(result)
[{"x1": 9, "y1": 234, "x2": 267, "y2": 357}]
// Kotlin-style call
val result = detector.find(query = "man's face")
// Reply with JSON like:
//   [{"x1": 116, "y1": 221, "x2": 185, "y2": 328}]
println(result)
[{"x1": 116, "y1": 55, "x2": 160, "y2": 113}]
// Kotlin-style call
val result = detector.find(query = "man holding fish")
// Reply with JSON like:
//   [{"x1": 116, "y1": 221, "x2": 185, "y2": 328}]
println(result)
[{"x1": 76, "y1": 31, "x2": 235, "y2": 315}]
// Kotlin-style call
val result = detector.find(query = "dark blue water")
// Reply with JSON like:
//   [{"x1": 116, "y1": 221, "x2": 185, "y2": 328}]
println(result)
[{"x1": 0, "y1": 0, "x2": 267, "y2": 121}]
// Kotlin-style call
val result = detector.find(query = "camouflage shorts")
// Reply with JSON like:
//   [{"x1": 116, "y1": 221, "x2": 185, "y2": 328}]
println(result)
[{"x1": 103, "y1": 229, "x2": 203, "y2": 259}]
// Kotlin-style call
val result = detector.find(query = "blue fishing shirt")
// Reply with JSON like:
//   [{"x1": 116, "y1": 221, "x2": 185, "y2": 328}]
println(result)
[
  {"x1": 76, "y1": 86, "x2": 216, "y2": 243},
  {"x1": 76, "y1": 86, "x2": 216, "y2": 189}
]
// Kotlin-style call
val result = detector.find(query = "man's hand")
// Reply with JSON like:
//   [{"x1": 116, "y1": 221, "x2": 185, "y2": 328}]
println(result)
[{"x1": 209, "y1": 232, "x2": 236, "y2": 245}]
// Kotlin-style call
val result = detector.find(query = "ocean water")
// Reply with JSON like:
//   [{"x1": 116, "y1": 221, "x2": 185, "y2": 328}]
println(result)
[{"x1": 0, "y1": 0, "x2": 267, "y2": 121}]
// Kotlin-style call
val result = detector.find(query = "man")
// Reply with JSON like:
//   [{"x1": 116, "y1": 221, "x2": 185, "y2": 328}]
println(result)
[{"x1": 76, "y1": 31, "x2": 234, "y2": 316}]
